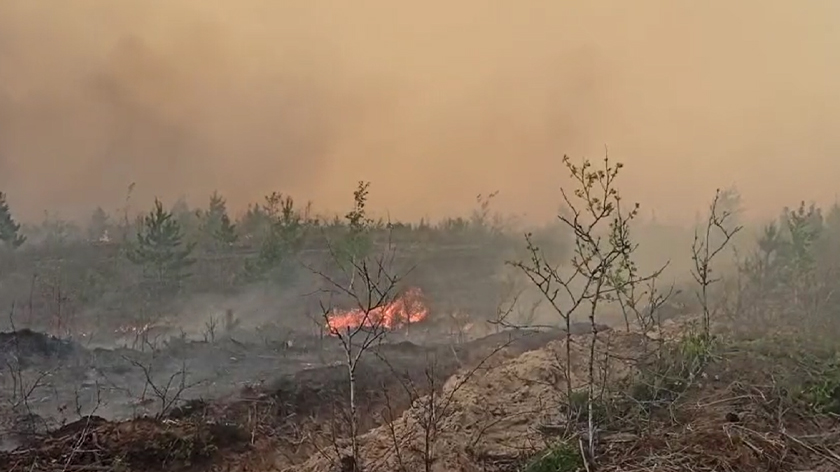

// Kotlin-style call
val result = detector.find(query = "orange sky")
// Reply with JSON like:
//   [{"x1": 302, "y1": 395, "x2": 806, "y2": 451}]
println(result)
[{"x1": 1, "y1": 1, "x2": 839, "y2": 224}]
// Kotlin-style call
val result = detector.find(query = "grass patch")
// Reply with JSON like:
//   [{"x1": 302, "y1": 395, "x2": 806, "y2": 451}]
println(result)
[
  {"x1": 522, "y1": 442, "x2": 583, "y2": 472},
  {"x1": 627, "y1": 329, "x2": 718, "y2": 409}
]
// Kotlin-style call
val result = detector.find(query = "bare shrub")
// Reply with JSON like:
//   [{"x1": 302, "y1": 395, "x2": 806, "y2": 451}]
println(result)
[
  {"x1": 1, "y1": 308, "x2": 53, "y2": 436},
  {"x1": 202, "y1": 315, "x2": 219, "y2": 343},
  {"x1": 124, "y1": 343, "x2": 201, "y2": 420}
]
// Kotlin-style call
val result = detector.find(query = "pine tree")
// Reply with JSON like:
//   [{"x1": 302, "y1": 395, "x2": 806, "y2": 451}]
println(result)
[
  {"x1": 87, "y1": 206, "x2": 111, "y2": 242},
  {"x1": 0, "y1": 191, "x2": 25, "y2": 249},
  {"x1": 244, "y1": 192, "x2": 306, "y2": 281},
  {"x1": 127, "y1": 199, "x2": 196, "y2": 295},
  {"x1": 198, "y1": 191, "x2": 238, "y2": 250},
  {"x1": 170, "y1": 196, "x2": 200, "y2": 240},
  {"x1": 239, "y1": 203, "x2": 268, "y2": 244}
]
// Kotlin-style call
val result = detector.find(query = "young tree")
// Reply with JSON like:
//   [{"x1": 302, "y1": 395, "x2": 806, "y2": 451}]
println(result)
[
  {"x1": 340, "y1": 181, "x2": 375, "y2": 271},
  {"x1": 126, "y1": 199, "x2": 196, "y2": 297},
  {"x1": 314, "y1": 181, "x2": 406, "y2": 471},
  {"x1": 170, "y1": 196, "x2": 200, "y2": 240},
  {"x1": 238, "y1": 203, "x2": 269, "y2": 243},
  {"x1": 691, "y1": 189, "x2": 743, "y2": 339},
  {"x1": 244, "y1": 192, "x2": 308, "y2": 282},
  {"x1": 513, "y1": 154, "x2": 663, "y2": 461},
  {"x1": 0, "y1": 191, "x2": 25, "y2": 249},
  {"x1": 197, "y1": 191, "x2": 238, "y2": 250}
]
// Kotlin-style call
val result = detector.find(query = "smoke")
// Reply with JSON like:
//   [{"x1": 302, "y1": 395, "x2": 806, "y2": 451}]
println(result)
[{"x1": 2, "y1": 1, "x2": 840, "y2": 223}]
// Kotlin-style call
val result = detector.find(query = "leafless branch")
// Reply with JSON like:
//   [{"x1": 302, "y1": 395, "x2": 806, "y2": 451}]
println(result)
[{"x1": 692, "y1": 188, "x2": 743, "y2": 338}]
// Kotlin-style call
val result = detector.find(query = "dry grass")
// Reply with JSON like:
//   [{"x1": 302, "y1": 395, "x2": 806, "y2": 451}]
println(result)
[
  {"x1": 600, "y1": 371, "x2": 840, "y2": 471},
  {"x1": 593, "y1": 328, "x2": 840, "y2": 472}
]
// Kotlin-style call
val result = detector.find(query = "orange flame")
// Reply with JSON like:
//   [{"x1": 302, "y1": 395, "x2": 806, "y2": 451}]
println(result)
[{"x1": 326, "y1": 287, "x2": 429, "y2": 335}]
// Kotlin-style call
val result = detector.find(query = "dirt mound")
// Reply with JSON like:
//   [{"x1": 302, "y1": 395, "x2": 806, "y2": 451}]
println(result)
[
  {"x1": 0, "y1": 329, "x2": 79, "y2": 363},
  {"x1": 260, "y1": 328, "x2": 564, "y2": 424},
  {"x1": 295, "y1": 328, "x2": 648, "y2": 472},
  {"x1": 0, "y1": 415, "x2": 250, "y2": 472}
]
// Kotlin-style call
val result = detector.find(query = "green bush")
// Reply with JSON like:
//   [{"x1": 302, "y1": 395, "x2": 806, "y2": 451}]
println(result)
[{"x1": 523, "y1": 443, "x2": 583, "y2": 472}]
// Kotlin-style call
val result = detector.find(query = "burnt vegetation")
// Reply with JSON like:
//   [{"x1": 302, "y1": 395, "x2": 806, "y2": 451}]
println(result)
[{"x1": 0, "y1": 158, "x2": 839, "y2": 472}]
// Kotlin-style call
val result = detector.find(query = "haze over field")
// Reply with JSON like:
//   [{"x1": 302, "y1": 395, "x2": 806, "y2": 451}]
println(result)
[{"x1": 1, "y1": 0, "x2": 839, "y2": 223}]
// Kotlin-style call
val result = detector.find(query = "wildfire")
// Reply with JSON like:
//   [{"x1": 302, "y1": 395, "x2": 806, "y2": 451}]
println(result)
[{"x1": 326, "y1": 287, "x2": 429, "y2": 335}]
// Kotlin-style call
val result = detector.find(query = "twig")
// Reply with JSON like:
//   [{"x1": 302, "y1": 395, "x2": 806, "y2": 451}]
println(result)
[{"x1": 579, "y1": 436, "x2": 591, "y2": 472}]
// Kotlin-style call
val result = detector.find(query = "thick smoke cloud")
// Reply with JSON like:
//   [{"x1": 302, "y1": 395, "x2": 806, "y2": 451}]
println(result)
[{"x1": 1, "y1": 1, "x2": 839, "y2": 223}]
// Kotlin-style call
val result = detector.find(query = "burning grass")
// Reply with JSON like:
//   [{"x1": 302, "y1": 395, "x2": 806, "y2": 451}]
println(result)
[{"x1": 325, "y1": 287, "x2": 429, "y2": 335}]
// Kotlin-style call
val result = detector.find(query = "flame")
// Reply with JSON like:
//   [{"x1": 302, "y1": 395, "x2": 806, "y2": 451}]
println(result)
[
  {"x1": 326, "y1": 287, "x2": 429, "y2": 335},
  {"x1": 115, "y1": 322, "x2": 154, "y2": 335},
  {"x1": 115, "y1": 317, "x2": 172, "y2": 336}
]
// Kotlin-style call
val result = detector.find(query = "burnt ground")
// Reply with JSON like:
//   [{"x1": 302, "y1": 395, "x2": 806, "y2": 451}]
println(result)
[{"x1": 0, "y1": 321, "x2": 594, "y2": 471}]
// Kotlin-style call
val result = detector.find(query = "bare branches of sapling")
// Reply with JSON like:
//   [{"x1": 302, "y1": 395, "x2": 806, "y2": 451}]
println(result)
[
  {"x1": 124, "y1": 343, "x2": 202, "y2": 420},
  {"x1": 512, "y1": 153, "x2": 664, "y2": 461},
  {"x1": 490, "y1": 274, "x2": 542, "y2": 332},
  {"x1": 691, "y1": 188, "x2": 743, "y2": 340},
  {"x1": 203, "y1": 315, "x2": 219, "y2": 343},
  {"x1": 309, "y1": 181, "x2": 413, "y2": 471}
]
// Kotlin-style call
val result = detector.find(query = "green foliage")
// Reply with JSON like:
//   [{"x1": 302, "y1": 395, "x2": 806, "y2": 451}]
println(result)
[
  {"x1": 743, "y1": 336, "x2": 840, "y2": 415},
  {"x1": 337, "y1": 181, "x2": 374, "y2": 265},
  {"x1": 0, "y1": 191, "x2": 25, "y2": 249},
  {"x1": 782, "y1": 202, "x2": 822, "y2": 277},
  {"x1": 561, "y1": 155, "x2": 640, "y2": 288},
  {"x1": 629, "y1": 330, "x2": 717, "y2": 409},
  {"x1": 239, "y1": 203, "x2": 269, "y2": 241},
  {"x1": 739, "y1": 201, "x2": 826, "y2": 322},
  {"x1": 676, "y1": 330, "x2": 717, "y2": 372},
  {"x1": 802, "y1": 373, "x2": 840, "y2": 414},
  {"x1": 513, "y1": 154, "x2": 654, "y2": 460},
  {"x1": 345, "y1": 181, "x2": 373, "y2": 233},
  {"x1": 197, "y1": 191, "x2": 238, "y2": 250},
  {"x1": 750, "y1": 202, "x2": 823, "y2": 284},
  {"x1": 245, "y1": 192, "x2": 307, "y2": 281},
  {"x1": 565, "y1": 389, "x2": 608, "y2": 423},
  {"x1": 170, "y1": 196, "x2": 201, "y2": 239},
  {"x1": 794, "y1": 350, "x2": 840, "y2": 415},
  {"x1": 522, "y1": 442, "x2": 583, "y2": 472},
  {"x1": 126, "y1": 199, "x2": 196, "y2": 294}
]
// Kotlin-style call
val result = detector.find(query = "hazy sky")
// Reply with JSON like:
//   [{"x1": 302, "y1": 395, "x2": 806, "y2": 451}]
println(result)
[{"x1": 1, "y1": 1, "x2": 839, "y2": 224}]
